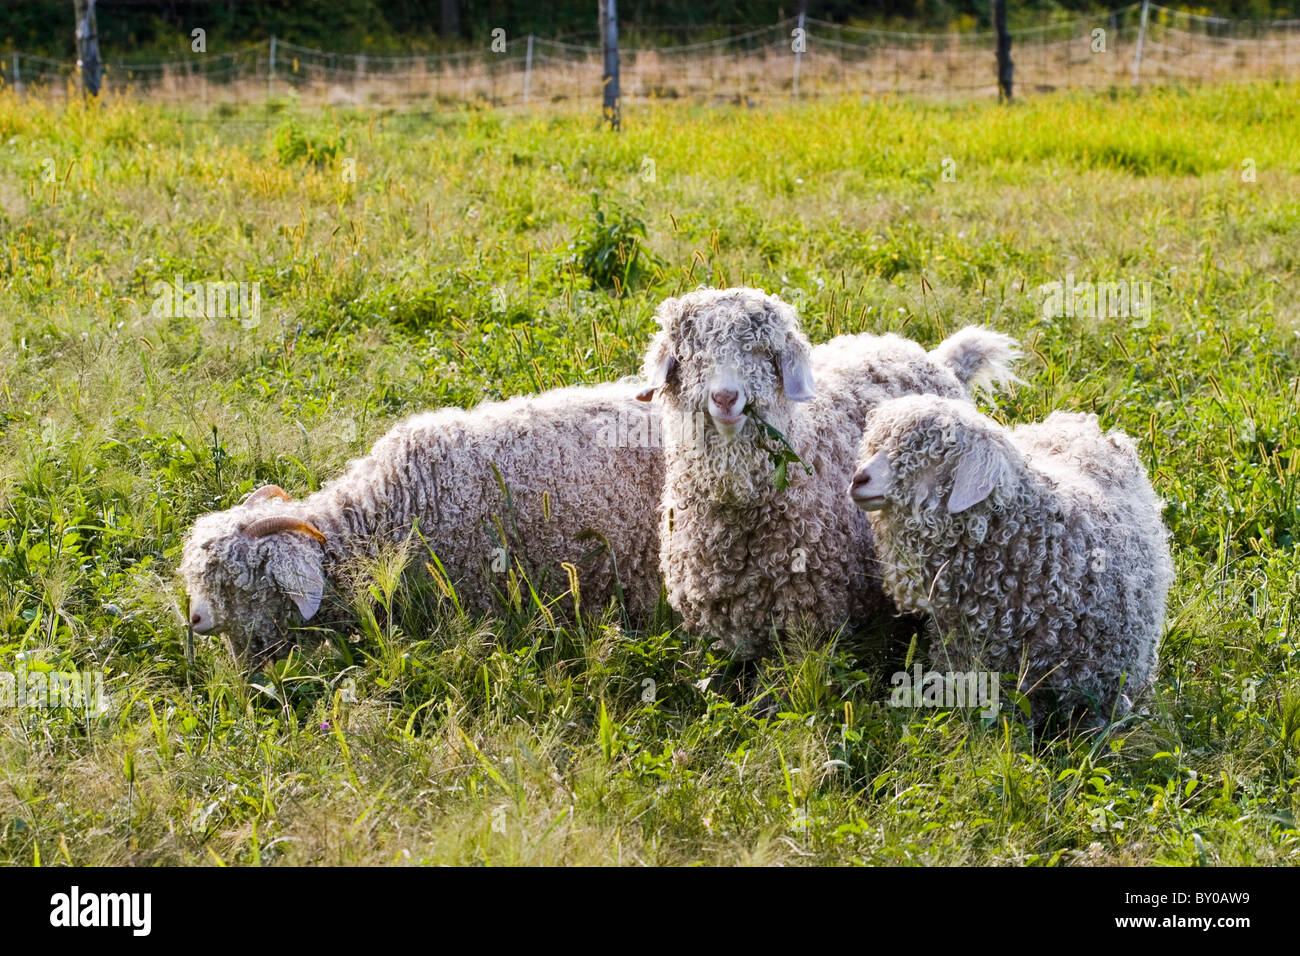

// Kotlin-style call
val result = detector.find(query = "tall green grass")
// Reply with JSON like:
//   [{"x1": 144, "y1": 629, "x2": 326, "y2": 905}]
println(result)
[{"x1": 0, "y1": 83, "x2": 1298, "y2": 864}]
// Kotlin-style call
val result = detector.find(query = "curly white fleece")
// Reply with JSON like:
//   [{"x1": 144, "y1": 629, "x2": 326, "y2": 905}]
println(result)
[
  {"x1": 643, "y1": 287, "x2": 1020, "y2": 659},
  {"x1": 856, "y1": 395, "x2": 1174, "y2": 720},
  {"x1": 180, "y1": 381, "x2": 665, "y2": 661}
]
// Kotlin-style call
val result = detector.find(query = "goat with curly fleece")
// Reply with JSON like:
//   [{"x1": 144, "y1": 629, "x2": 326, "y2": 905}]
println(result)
[
  {"x1": 180, "y1": 382, "x2": 665, "y2": 663},
  {"x1": 849, "y1": 396, "x2": 1173, "y2": 721},
  {"x1": 638, "y1": 287, "x2": 1020, "y2": 659}
]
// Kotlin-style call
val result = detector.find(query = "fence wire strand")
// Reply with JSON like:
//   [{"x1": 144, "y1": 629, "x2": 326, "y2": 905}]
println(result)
[{"x1": 1, "y1": 4, "x2": 1295, "y2": 105}]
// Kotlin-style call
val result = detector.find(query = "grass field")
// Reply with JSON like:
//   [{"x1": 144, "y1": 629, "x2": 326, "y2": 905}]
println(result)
[{"x1": 1, "y1": 84, "x2": 1298, "y2": 866}]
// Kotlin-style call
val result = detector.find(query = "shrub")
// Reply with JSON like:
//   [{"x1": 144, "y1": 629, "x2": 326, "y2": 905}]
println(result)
[
  {"x1": 272, "y1": 118, "x2": 346, "y2": 167},
  {"x1": 566, "y1": 193, "x2": 660, "y2": 295}
]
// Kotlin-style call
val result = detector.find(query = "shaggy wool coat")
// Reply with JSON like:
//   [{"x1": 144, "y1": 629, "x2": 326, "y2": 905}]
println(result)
[
  {"x1": 643, "y1": 288, "x2": 1020, "y2": 659},
  {"x1": 180, "y1": 381, "x2": 665, "y2": 660},
  {"x1": 857, "y1": 395, "x2": 1173, "y2": 719}
]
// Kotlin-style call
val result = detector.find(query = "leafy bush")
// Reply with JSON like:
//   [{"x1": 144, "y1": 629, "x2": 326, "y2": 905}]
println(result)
[
  {"x1": 272, "y1": 118, "x2": 347, "y2": 167},
  {"x1": 566, "y1": 193, "x2": 661, "y2": 295}
]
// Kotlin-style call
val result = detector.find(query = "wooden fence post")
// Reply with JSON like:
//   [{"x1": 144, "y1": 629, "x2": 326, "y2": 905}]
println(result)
[
  {"x1": 74, "y1": 0, "x2": 102, "y2": 96},
  {"x1": 993, "y1": 0, "x2": 1013, "y2": 101},
  {"x1": 600, "y1": 0, "x2": 620, "y2": 129}
]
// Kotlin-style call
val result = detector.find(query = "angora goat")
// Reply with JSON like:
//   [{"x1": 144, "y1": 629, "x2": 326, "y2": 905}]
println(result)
[
  {"x1": 180, "y1": 382, "x2": 665, "y2": 662},
  {"x1": 849, "y1": 395, "x2": 1173, "y2": 721},
  {"x1": 638, "y1": 287, "x2": 1020, "y2": 659}
]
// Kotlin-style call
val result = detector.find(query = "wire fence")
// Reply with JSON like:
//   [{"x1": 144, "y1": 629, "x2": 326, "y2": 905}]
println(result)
[{"x1": 2, "y1": 3, "x2": 1298, "y2": 108}]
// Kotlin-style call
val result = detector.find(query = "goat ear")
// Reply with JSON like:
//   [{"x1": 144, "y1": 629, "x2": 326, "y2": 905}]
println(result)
[
  {"x1": 780, "y1": 346, "x2": 815, "y2": 402},
  {"x1": 947, "y1": 445, "x2": 1003, "y2": 514},
  {"x1": 638, "y1": 337, "x2": 676, "y2": 402},
  {"x1": 288, "y1": 578, "x2": 323, "y2": 621},
  {"x1": 267, "y1": 549, "x2": 325, "y2": 621}
]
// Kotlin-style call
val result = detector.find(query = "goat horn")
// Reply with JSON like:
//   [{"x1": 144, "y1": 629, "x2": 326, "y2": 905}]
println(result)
[
  {"x1": 242, "y1": 516, "x2": 326, "y2": 544},
  {"x1": 245, "y1": 484, "x2": 292, "y2": 504}
]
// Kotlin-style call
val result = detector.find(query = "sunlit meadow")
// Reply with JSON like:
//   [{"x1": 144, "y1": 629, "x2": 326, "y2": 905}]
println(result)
[{"x1": 1, "y1": 83, "x2": 1298, "y2": 864}]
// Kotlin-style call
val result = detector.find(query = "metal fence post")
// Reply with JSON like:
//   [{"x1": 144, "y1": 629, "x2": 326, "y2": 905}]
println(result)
[
  {"x1": 269, "y1": 35, "x2": 277, "y2": 95},
  {"x1": 524, "y1": 33, "x2": 534, "y2": 105},
  {"x1": 1132, "y1": 0, "x2": 1150, "y2": 86},
  {"x1": 793, "y1": 11, "x2": 806, "y2": 98}
]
